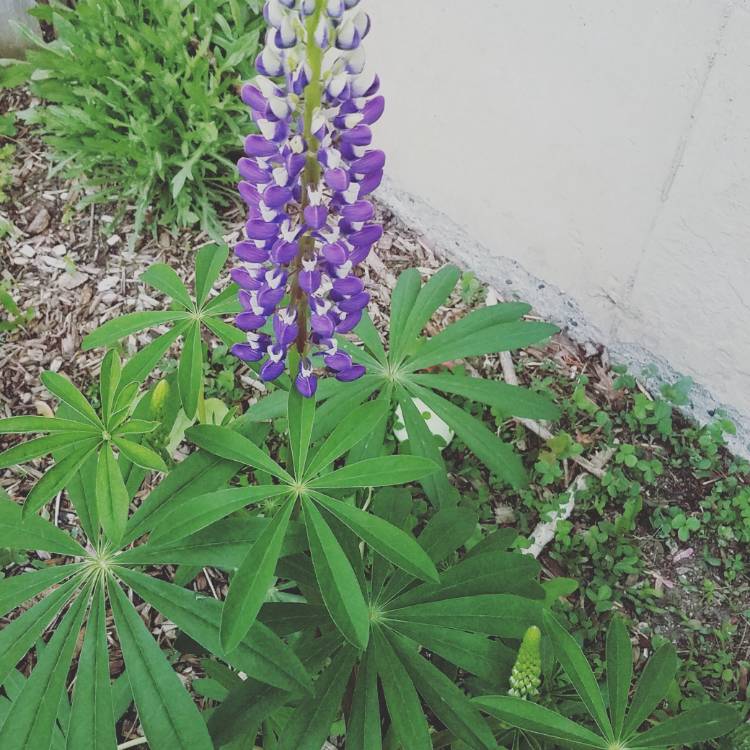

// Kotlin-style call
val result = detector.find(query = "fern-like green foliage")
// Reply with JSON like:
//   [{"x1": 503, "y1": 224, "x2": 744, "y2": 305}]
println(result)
[{"x1": 18, "y1": 0, "x2": 264, "y2": 237}]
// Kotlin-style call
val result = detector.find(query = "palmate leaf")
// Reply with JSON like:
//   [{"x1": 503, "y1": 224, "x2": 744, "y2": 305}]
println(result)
[
  {"x1": 0, "y1": 498, "x2": 86, "y2": 556},
  {"x1": 0, "y1": 584, "x2": 90, "y2": 750},
  {"x1": 194, "y1": 243, "x2": 229, "y2": 308},
  {"x1": 347, "y1": 646, "x2": 381, "y2": 750},
  {"x1": 372, "y1": 627, "x2": 432, "y2": 750},
  {"x1": 0, "y1": 563, "x2": 80, "y2": 618},
  {"x1": 66, "y1": 586, "x2": 117, "y2": 750},
  {"x1": 108, "y1": 579, "x2": 213, "y2": 750},
  {"x1": 606, "y1": 615, "x2": 633, "y2": 737},
  {"x1": 543, "y1": 610, "x2": 614, "y2": 740},
  {"x1": 178, "y1": 321, "x2": 204, "y2": 419},
  {"x1": 41, "y1": 371, "x2": 102, "y2": 427},
  {"x1": 0, "y1": 433, "x2": 98, "y2": 470},
  {"x1": 0, "y1": 575, "x2": 83, "y2": 687},
  {"x1": 288, "y1": 386, "x2": 316, "y2": 477},
  {"x1": 141, "y1": 263, "x2": 194, "y2": 311},
  {"x1": 474, "y1": 695, "x2": 607, "y2": 749},
  {"x1": 220, "y1": 495, "x2": 295, "y2": 652},
  {"x1": 629, "y1": 703, "x2": 740, "y2": 747},
  {"x1": 82, "y1": 311, "x2": 188, "y2": 351},
  {"x1": 311, "y1": 492, "x2": 439, "y2": 583},
  {"x1": 308, "y1": 455, "x2": 438, "y2": 489},
  {"x1": 391, "y1": 631, "x2": 497, "y2": 750},
  {"x1": 302, "y1": 497, "x2": 369, "y2": 650},
  {"x1": 276, "y1": 647, "x2": 358, "y2": 750},
  {"x1": 115, "y1": 567, "x2": 310, "y2": 693},
  {"x1": 388, "y1": 267, "x2": 422, "y2": 358},
  {"x1": 0, "y1": 416, "x2": 97, "y2": 434},
  {"x1": 96, "y1": 442, "x2": 129, "y2": 545}
]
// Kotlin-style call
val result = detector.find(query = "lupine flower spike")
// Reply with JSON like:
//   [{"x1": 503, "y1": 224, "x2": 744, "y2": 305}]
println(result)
[
  {"x1": 230, "y1": 0, "x2": 384, "y2": 397},
  {"x1": 508, "y1": 625, "x2": 542, "y2": 699}
]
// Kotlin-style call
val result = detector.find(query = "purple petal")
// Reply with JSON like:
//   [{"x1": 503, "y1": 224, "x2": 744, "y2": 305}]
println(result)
[
  {"x1": 237, "y1": 158, "x2": 271, "y2": 184},
  {"x1": 348, "y1": 223, "x2": 383, "y2": 247},
  {"x1": 271, "y1": 240, "x2": 298, "y2": 265},
  {"x1": 351, "y1": 150, "x2": 386, "y2": 175},
  {"x1": 332, "y1": 276, "x2": 365, "y2": 296},
  {"x1": 244, "y1": 134, "x2": 278, "y2": 158},
  {"x1": 342, "y1": 124, "x2": 372, "y2": 147},
  {"x1": 341, "y1": 200, "x2": 374, "y2": 223},
  {"x1": 231, "y1": 344, "x2": 265, "y2": 362},
  {"x1": 260, "y1": 358, "x2": 286, "y2": 382},
  {"x1": 339, "y1": 292, "x2": 370, "y2": 313},
  {"x1": 361, "y1": 96, "x2": 385, "y2": 125},
  {"x1": 231, "y1": 268, "x2": 262, "y2": 290},
  {"x1": 257, "y1": 285, "x2": 286, "y2": 310},
  {"x1": 324, "y1": 167, "x2": 350, "y2": 192},
  {"x1": 357, "y1": 169, "x2": 384, "y2": 197},
  {"x1": 263, "y1": 185, "x2": 293, "y2": 209},
  {"x1": 311, "y1": 314, "x2": 335, "y2": 338},
  {"x1": 322, "y1": 242, "x2": 348, "y2": 265},
  {"x1": 238, "y1": 182, "x2": 261, "y2": 207},
  {"x1": 336, "y1": 310, "x2": 363, "y2": 333},
  {"x1": 236, "y1": 312, "x2": 267, "y2": 331},
  {"x1": 336, "y1": 364, "x2": 366, "y2": 382},
  {"x1": 241, "y1": 85, "x2": 267, "y2": 112},
  {"x1": 235, "y1": 241, "x2": 270, "y2": 263},
  {"x1": 304, "y1": 204, "x2": 328, "y2": 230},
  {"x1": 325, "y1": 351, "x2": 353, "y2": 371},
  {"x1": 245, "y1": 220, "x2": 280, "y2": 241},
  {"x1": 349, "y1": 243, "x2": 372, "y2": 265},
  {"x1": 295, "y1": 370, "x2": 318, "y2": 398},
  {"x1": 299, "y1": 269, "x2": 321, "y2": 294}
]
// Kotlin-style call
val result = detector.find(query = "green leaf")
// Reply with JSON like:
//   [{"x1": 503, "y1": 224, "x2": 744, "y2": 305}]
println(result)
[
  {"x1": 67, "y1": 586, "x2": 117, "y2": 750},
  {"x1": 373, "y1": 627, "x2": 432, "y2": 750},
  {"x1": 387, "y1": 594, "x2": 542, "y2": 638},
  {"x1": 288, "y1": 387, "x2": 315, "y2": 478},
  {"x1": 354, "y1": 310, "x2": 387, "y2": 363},
  {"x1": 41, "y1": 371, "x2": 102, "y2": 426},
  {"x1": 194, "y1": 243, "x2": 229, "y2": 307},
  {"x1": 0, "y1": 498, "x2": 86, "y2": 556},
  {"x1": 305, "y1": 400, "x2": 388, "y2": 480},
  {"x1": 276, "y1": 647, "x2": 358, "y2": 750},
  {"x1": 96, "y1": 442, "x2": 129, "y2": 545},
  {"x1": 115, "y1": 568, "x2": 310, "y2": 693},
  {"x1": 347, "y1": 646, "x2": 381, "y2": 750},
  {"x1": 220, "y1": 496, "x2": 295, "y2": 652},
  {"x1": 141, "y1": 263, "x2": 194, "y2": 310},
  {"x1": 473, "y1": 695, "x2": 607, "y2": 748},
  {"x1": 543, "y1": 610, "x2": 613, "y2": 740},
  {"x1": 606, "y1": 616, "x2": 632, "y2": 737},
  {"x1": 409, "y1": 382, "x2": 527, "y2": 488},
  {"x1": 0, "y1": 433, "x2": 98, "y2": 470},
  {"x1": 0, "y1": 416, "x2": 99, "y2": 435},
  {"x1": 187, "y1": 423, "x2": 292, "y2": 482},
  {"x1": 202, "y1": 315, "x2": 245, "y2": 347},
  {"x1": 149, "y1": 485, "x2": 288, "y2": 544},
  {"x1": 309, "y1": 455, "x2": 438, "y2": 489},
  {"x1": 113, "y1": 437, "x2": 167, "y2": 472},
  {"x1": 109, "y1": 580, "x2": 213, "y2": 750},
  {"x1": 99, "y1": 350, "x2": 122, "y2": 424},
  {"x1": 397, "y1": 387, "x2": 455, "y2": 508},
  {"x1": 393, "y1": 265, "x2": 460, "y2": 362},
  {"x1": 311, "y1": 493, "x2": 439, "y2": 583},
  {"x1": 178, "y1": 322, "x2": 203, "y2": 419},
  {"x1": 83, "y1": 311, "x2": 186, "y2": 351},
  {"x1": 389, "y1": 268, "x2": 422, "y2": 356},
  {"x1": 621, "y1": 642, "x2": 679, "y2": 737},
  {"x1": 391, "y1": 631, "x2": 496, "y2": 750},
  {"x1": 629, "y1": 703, "x2": 740, "y2": 747},
  {"x1": 310, "y1": 376, "x2": 381, "y2": 441},
  {"x1": 202, "y1": 282, "x2": 241, "y2": 315},
  {"x1": 390, "y1": 551, "x2": 542, "y2": 608},
  {"x1": 407, "y1": 316, "x2": 555, "y2": 373},
  {"x1": 120, "y1": 322, "x2": 190, "y2": 387},
  {"x1": 302, "y1": 497, "x2": 369, "y2": 649},
  {"x1": 0, "y1": 575, "x2": 82, "y2": 686},
  {"x1": 387, "y1": 620, "x2": 514, "y2": 683},
  {"x1": 24, "y1": 439, "x2": 100, "y2": 516},
  {"x1": 0, "y1": 586, "x2": 89, "y2": 750},
  {"x1": 114, "y1": 419, "x2": 159, "y2": 436},
  {"x1": 411, "y1": 372, "x2": 561, "y2": 420},
  {"x1": 0, "y1": 563, "x2": 80, "y2": 619}
]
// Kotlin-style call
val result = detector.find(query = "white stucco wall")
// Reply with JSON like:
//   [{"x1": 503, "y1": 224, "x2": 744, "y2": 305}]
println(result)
[{"x1": 368, "y1": 1, "x2": 750, "y2": 424}]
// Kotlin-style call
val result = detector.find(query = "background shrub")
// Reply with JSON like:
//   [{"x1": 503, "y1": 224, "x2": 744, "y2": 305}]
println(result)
[{"x1": 21, "y1": 0, "x2": 263, "y2": 238}]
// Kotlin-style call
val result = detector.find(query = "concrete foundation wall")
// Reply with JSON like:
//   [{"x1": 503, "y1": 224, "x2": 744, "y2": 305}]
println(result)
[{"x1": 368, "y1": 1, "x2": 750, "y2": 435}]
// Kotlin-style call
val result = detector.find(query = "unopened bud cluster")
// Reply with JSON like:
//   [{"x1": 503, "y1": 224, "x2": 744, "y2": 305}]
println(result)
[{"x1": 508, "y1": 626, "x2": 543, "y2": 699}]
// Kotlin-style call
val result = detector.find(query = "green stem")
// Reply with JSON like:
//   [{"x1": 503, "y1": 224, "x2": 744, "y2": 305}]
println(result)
[{"x1": 290, "y1": 0, "x2": 326, "y2": 357}]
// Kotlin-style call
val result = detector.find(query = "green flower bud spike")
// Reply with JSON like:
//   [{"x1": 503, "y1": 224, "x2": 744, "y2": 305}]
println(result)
[{"x1": 508, "y1": 625, "x2": 542, "y2": 699}]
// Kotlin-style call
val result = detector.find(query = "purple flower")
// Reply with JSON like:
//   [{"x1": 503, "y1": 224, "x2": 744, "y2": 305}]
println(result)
[{"x1": 230, "y1": 0, "x2": 384, "y2": 397}]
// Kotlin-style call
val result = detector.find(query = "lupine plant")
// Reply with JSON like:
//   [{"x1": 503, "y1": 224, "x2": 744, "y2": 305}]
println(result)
[{"x1": 0, "y1": 1, "x2": 741, "y2": 748}]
